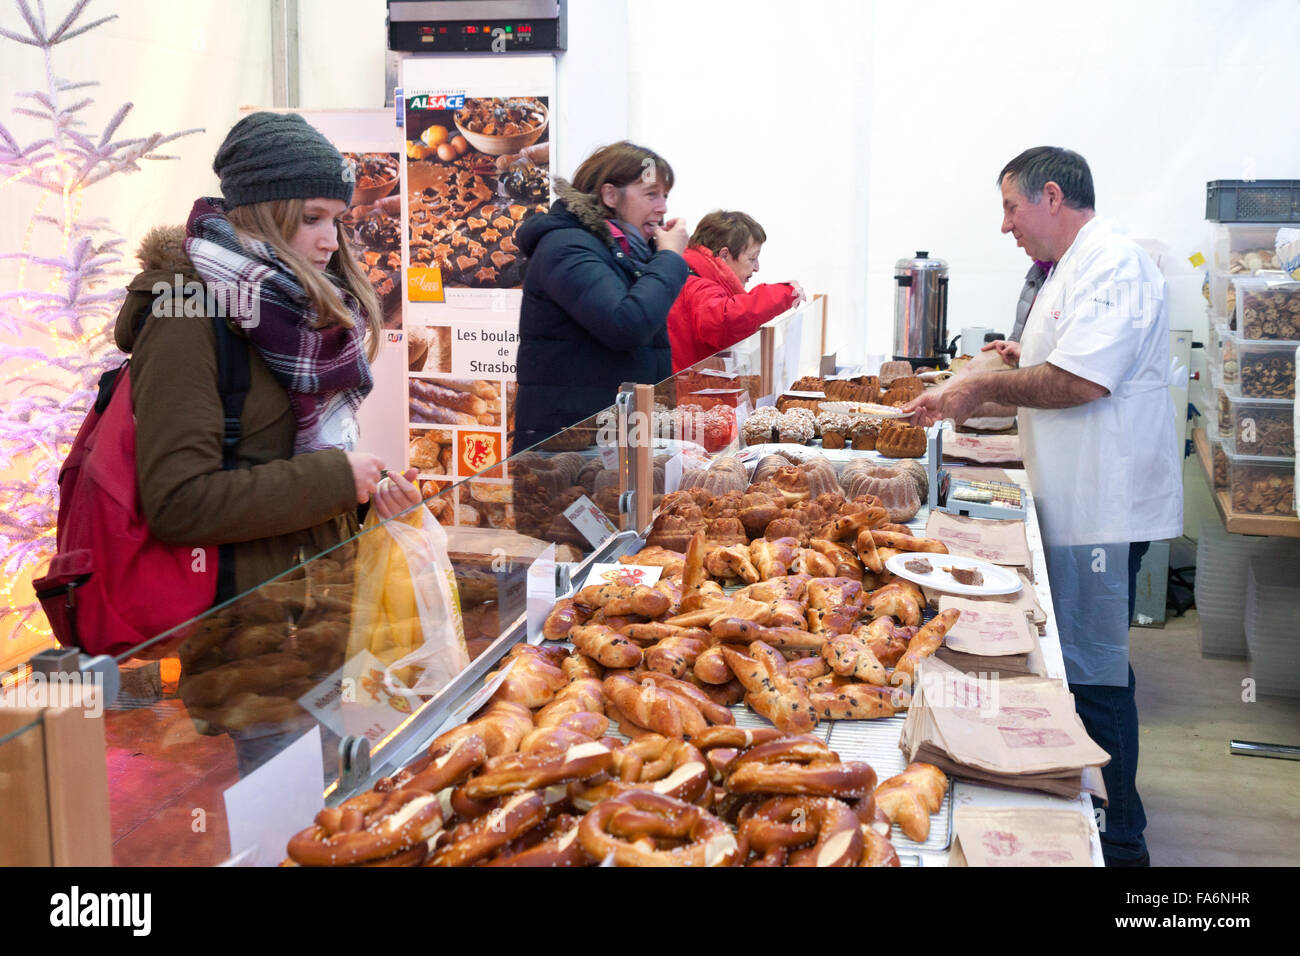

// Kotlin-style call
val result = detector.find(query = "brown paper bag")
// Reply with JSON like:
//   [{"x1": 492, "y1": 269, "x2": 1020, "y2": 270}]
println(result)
[
  {"x1": 925, "y1": 511, "x2": 1032, "y2": 568},
  {"x1": 951, "y1": 807, "x2": 1096, "y2": 867},
  {"x1": 936, "y1": 596, "x2": 1037, "y2": 656}
]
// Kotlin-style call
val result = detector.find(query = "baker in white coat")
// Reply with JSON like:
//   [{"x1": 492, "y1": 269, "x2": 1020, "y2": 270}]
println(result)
[{"x1": 907, "y1": 147, "x2": 1183, "y2": 867}]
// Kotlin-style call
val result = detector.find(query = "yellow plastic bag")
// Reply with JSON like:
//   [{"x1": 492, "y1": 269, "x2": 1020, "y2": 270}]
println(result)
[{"x1": 347, "y1": 503, "x2": 469, "y2": 699}]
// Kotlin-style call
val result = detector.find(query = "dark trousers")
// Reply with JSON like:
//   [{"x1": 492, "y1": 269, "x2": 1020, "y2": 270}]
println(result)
[{"x1": 1071, "y1": 541, "x2": 1150, "y2": 864}]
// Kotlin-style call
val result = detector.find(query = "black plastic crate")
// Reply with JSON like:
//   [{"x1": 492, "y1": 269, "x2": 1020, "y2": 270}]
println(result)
[{"x1": 1206, "y1": 180, "x2": 1300, "y2": 223}]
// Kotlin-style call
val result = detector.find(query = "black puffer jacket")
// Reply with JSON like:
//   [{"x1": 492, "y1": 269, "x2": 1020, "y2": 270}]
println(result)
[{"x1": 513, "y1": 181, "x2": 688, "y2": 445}]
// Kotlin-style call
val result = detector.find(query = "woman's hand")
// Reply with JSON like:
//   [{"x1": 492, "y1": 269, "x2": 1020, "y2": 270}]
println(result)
[
  {"x1": 347, "y1": 451, "x2": 386, "y2": 504},
  {"x1": 650, "y1": 218, "x2": 688, "y2": 256},
  {"x1": 372, "y1": 467, "x2": 423, "y2": 520}
]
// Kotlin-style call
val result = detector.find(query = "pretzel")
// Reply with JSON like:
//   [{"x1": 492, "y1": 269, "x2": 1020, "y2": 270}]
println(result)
[
  {"x1": 692, "y1": 644, "x2": 733, "y2": 684},
  {"x1": 644, "y1": 635, "x2": 709, "y2": 679},
  {"x1": 860, "y1": 825, "x2": 902, "y2": 867},
  {"x1": 821, "y1": 629, "x2": 889, "y2": 684},
  {"x1": 571, "y1": 737, "x2": 711, "y2": 808},
  {"x1": 428, "y1": 791, "x2": 548, "y2": 867},
  {"x1": 721, "y1": 642, "x2": 818, "y2": 734},
  {"x1": 870, "y1": 530, "x2": 949, "y2": 554},
  {"x1": 874, "y1": 762, "x2": 948, "y2": 842},
  {"x1": 690, "y1": 726, "x2": 785, "y2": 753},
  {"x1": 578, "y1": 791, "x2": 741, "y2": 867},
  {"x1": 482, "y1": 814, "x2": 589, "y2": 867},
  {"x1": 575, "y1": 582, "x2": 672, "y2": 618},
  {"x1": 287, "y1": 788, "x2": 443, "y2": 867},
  {"x1": 866, "y1": 582, "x2": 923, "y2": 627},
  {"x1": 724, "y1": 734, "x2": 877, "y2": 800},
  {"x1": 542, "y1": 597, "x2": 592, "y2": 641},
  {"x1": 603, "y1": 673, "x2": 707, "y2": 738},
  {"x1": 809, "y1": 678, "x2": 902, "y2": 720},
  {"x1": 890, "y1": 608, "x2": 961, "y2": 688},
  {"x1": 738, "y1": 796, "x2": 864, "y2": 867},
  {"x1": 463, "y1": 740, "x2": 614, "y2": 799},
  {"x1": 570, "y1": 624, "x2": 645, "y2": 668},
  {"x1": 534, "y1": 677, "x2": 605, "y2": 726},
  {"x1": 375, "y1": 734, "x2": 488, "y2": 794}
]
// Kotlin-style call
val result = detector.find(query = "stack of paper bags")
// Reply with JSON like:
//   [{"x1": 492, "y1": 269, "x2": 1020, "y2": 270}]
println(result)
[
  {"x1": 949, "y1": 807, "x2": 1097, "y2": 867},
  {"x1": 899, "y1": 656, "x2": 1110, "y2": 799},
  {"x1": 933, "y1": 596, "x2": 1043, "y2": 676}
]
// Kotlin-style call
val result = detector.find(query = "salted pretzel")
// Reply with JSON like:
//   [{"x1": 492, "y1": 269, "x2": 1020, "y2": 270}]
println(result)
[
  {"x1": 428, "y1": 791, "x2": 548, "y2": 867},
  {"x1": 463, "y1": 740, "x2": 614, "y2": 800},
  {"x1": 822, "y1": 631, "x2": 889, "y2": 685},
  {"x1": 890, "y1": 608, "x2": 961, "y2": 689},
  {"x1": 482, "y1": 813, "x2": 589, "y2": 867},
  {"x1": 869, "y1": 530, "x2": 949, "y2": 554},
  {"x1": 720, "y1": 642, "x2": 819, "y2": 734},
  {"x1": 578, "y1": 791, "x2": 742, "y2": 867},
  {"x1": 375, "y1": 734, "x2": 488, "y2": 795},
  {"x1": 519, "y1": 714, "x2": 607, "y2": 754},
  {"x1": 737, "y1": 796, "x2": 864, "y2": 867},
  {"x1": 432, "y1": 700, "x2": 533, "y2": 757},
  {"x1": 570, "y1": 737, "x2": 711, "y2": 808},
  {"x1": 874, "y1": 762, "x2": 948, "y2": 842},
  {"x1": 644, "y1": 635, "x2": 709, "y2": 679},
  {"x1": 287, "y1": 788, "x2": 443, "y2": 867},
  {"x1": 724, "y1": 734, "x2": 877, "y2": 800},
  {"x1": 542, "y1": 598, "x2": 592, "y2": 641},
  {"x1": 575, "y1": 582, "x2": 672, "y2": 619},
  {"x1": 860, "y1": 824, "x2": 902, "y2": 867},
  {"x1": 534, "y1": 677, "x2": 605, "y2": 726},
  {"x1": 866, "y1": 582, "x2": 923, "y2": 627},
  {"x1": 570, "y1": 624, "x2": 644, "y2": 668}
]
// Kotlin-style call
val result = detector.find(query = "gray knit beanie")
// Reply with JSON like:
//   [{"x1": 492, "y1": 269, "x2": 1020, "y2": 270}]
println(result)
[{"x1": 213, "y1": 112, "x2": 354, "y2": 209}]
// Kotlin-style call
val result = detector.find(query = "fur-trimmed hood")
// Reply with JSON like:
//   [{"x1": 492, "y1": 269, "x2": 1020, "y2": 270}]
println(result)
[
  {"x1": 114, "y1": 224, "x2": 198, "y2": 353},
  {"x1": 517, "y1": 178, "x2": 615, "y2": 256}
]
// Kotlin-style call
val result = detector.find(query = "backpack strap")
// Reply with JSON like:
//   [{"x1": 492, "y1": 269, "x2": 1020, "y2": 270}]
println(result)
[{"x1": 211, "y1": 315, "x2": 251, "y2": 604}]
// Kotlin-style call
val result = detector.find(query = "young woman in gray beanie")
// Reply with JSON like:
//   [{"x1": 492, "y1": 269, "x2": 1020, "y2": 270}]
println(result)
[{"x1": 113, "y1": 112, "x2": 420, "y2": 773}]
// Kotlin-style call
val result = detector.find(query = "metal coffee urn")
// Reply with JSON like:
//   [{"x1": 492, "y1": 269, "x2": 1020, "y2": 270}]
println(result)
[{"x1": 893, "y1": 250, "x2": 950, "y2": 367}]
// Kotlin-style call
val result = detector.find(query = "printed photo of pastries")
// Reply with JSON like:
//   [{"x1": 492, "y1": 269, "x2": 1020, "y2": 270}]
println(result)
[{"x1": 341, "y1": 151, "x2": 402, "y2": 329}]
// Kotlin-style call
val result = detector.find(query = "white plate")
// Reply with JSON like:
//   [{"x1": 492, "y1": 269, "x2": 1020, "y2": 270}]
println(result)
[
  {"x1": 819, "y1": 401, "x2": 914, "y2": 418},
  {"x1": 884, "y1": 552, "x2": 1023, "y2": 596}
]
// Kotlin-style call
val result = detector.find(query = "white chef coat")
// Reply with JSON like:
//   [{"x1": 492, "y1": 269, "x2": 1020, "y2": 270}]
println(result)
[{"x1": 1018, "y1": 217, "x2": 1183, "y2": 550}]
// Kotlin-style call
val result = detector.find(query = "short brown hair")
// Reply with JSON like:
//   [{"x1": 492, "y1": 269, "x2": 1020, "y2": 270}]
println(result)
[
  {"x1": 571, "y1": 141, "x2": 674, "y2": 213},
  {"x1": 689, "y1": 210, "x2": 767, "y2": 258}
]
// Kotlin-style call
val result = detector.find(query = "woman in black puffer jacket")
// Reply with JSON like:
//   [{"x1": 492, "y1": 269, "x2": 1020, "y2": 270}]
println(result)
[{"x1": 513, "y1": 142, "x2": 689, "y2": 447}]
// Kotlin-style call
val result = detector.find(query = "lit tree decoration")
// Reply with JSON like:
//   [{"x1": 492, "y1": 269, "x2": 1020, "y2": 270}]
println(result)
[{"x1": 0, "y1": 0, "x2": 199, "y2": 640}]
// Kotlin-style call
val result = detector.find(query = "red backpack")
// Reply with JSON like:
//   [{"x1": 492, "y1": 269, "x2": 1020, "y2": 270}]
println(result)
[{"x1": 34, "y1": 316, "x2": 249, "y2": 656}]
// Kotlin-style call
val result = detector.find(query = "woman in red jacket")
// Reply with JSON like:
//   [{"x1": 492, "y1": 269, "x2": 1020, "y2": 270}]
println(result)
[{"x1": 667, "y1": 210, "x2": 805, "y2": 372}]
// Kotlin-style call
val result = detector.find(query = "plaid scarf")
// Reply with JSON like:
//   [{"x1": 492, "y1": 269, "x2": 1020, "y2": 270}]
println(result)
[{"x1": 184, "y1": 198, "x2": 373, "y2": 455}]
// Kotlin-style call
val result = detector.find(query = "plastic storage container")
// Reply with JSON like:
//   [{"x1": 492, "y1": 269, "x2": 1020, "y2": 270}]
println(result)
[
  {"x1": 1223, "y1": 443, "x2": 1296, "y2": 517},
  {"x1": 1227, "y1": 329, "x2": 1299, "y2": 399},
  {"x1": 1221, "y1": 391, "x2": 1295, "y2": 457},
  {"x1": 1209, "y1": 222, "x2": 1283, "y2": 272},
  {"x1": 1194, "y1": 519, "x2": 1300, "y2": 658},
  {"x1": 1233, "y1": 274, "x2": 1300, "y2": 340},
  {"x1": 1207, "y1": 270, "x2": 1240, "y2": 319},
  {"x1": 1209, "y1": 431, "x2": 1229, "y2": 492},
  {"x1": 1207, "y1": 319, "x2": 1239, "y2": 385},
  {"x1": 1206, "y1": 180, "x2": 1300, "y2": 223},
  {"x1": 1244, "y1": 558, "x2": 1300, "y2": 698}
]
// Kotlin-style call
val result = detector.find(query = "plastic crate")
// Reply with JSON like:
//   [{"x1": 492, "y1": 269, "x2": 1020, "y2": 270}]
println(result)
[
  {"x1": 1244, "y1": 558, "x2": 1300, "y2": 698},
  {"x1": 1206, "y1": 180, "x2": 1300, "y2": 223},
  {"x1": 1208, "y1": 222, "x2": 1284, "y2": 271},
  {"x1": 1234, "y1": 274, "x2": 1300, "y2": 340},
  {"x1": 1207, "y1": 319, "x2": 1239, "y2": 385},
  {"x1": 1225, "y1": 329, "x2": 1298, "y2": 399},
  {"x1": 1221, "y1": 391, "x2": 1295, "y2": 457},
  {"x1": 1194, "y1": 519, "x2": 1300, "y2": 658},
  {"x1": 1207, "y1": 270, "x2": 1241, "y2": 319},
  {"x1": 1224, "y1": 443, "x2": 1296, "y2": 517}
]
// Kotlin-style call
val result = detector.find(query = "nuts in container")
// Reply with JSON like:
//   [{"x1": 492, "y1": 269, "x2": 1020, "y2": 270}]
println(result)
[{"x1": 1229, "y1": 464, "x2": 1296, "y2": 517}]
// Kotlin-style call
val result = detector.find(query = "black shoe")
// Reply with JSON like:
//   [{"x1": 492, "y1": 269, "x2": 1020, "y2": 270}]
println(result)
[{"x1": 1104, "y1": 851, "x2": 1150, "y2": 867}]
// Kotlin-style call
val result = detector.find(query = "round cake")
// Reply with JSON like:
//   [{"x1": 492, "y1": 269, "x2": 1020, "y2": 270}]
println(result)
[{"x1": 839, "y1": 460, "x2": 921, "y2": 522}]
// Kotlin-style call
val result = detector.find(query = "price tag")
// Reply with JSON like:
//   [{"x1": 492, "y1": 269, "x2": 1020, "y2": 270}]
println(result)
[
  {"x1": 563, "y1": 494, "x2": 618, "y2": 548},
  {"x1": 599, "y1": 444, "x2": 619, "y2": 470}
]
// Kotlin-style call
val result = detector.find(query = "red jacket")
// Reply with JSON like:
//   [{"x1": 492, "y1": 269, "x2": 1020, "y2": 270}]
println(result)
[{"x1": 667, "y1": 246, "x2": 797, "y2": 372}]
